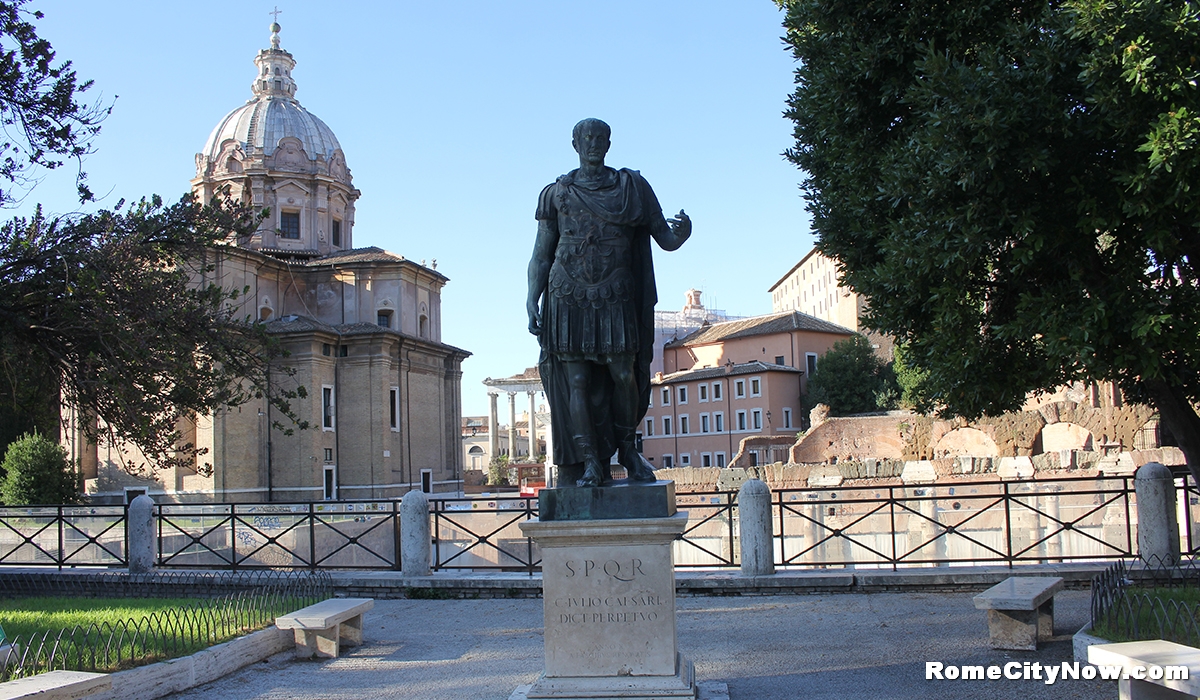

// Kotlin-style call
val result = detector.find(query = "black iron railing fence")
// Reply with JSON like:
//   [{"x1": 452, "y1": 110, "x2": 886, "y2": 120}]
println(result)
[
  {"x1": 775, "y1": 475, "x2": 1138, "y2": 570},
  {"x1": 0, "y1": 570, "x2": 330, "y2": 682},
  {"x1": 430, "y1": 495, "x2": 538, "y2": 571},
  {"x1": 1180, "y1": 478, "x2": 1200, "y2": 555},
  {"x1": 155, "y1": 500, "x2": 401, "y2": 570},
  {"x1": 0, "y1": 505, "x2": 127, "y2": 568},
  {"x1": 0, "y1": 474, "x2": 1190, "y2": 572}
]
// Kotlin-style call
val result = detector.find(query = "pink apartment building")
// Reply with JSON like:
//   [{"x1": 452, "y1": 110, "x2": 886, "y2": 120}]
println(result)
[{"x1": 644, "y1": 311, "x2": 854, "y2": 469}]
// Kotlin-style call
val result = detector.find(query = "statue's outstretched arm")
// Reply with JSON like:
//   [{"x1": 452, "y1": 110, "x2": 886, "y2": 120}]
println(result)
[
  {"x1": 527, "y1": 219, "x2": 558, "y2": 336},
  {"x1": 651, "y1": 209, "x2": 691, "y2": 251}
]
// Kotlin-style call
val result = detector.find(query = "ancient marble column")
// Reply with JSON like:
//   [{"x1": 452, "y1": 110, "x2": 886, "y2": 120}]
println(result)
[
  {"x1": 528, "y1": 391, "x2": 539, "y2": 458},
  {"x1": 489, "y1": 392, "x2": 500, "y2": 461},
  {"x1": 508, "y1": 392, "x2": 518, "y2": 459}
]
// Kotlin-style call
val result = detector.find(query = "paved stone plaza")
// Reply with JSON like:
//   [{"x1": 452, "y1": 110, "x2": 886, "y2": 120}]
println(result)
[{"x1": 168, "y1": 589, "x2": 1108, "y2": 699}]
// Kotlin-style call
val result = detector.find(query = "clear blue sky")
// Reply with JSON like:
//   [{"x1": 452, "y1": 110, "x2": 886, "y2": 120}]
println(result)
[{"x1": 21, "y1": 1, "x2": 815, "y2": 418}]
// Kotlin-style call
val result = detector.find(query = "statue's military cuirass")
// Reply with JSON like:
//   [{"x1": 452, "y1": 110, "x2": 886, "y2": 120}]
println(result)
[{"x1": 547, "y1": 195, "x2": 635, "y2": 310}]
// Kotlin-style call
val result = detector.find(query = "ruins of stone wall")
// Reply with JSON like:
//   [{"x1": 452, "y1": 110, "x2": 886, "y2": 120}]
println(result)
[
  {"x1": 664, "y1": 444, "x2": 1184, "y2": 493},
  {"x1": 1036, "y1": 401, "x2": 1156, "y2": 449},
  {"x1": 789, "y1": 400, "x2": 1156, "y2": 465}
]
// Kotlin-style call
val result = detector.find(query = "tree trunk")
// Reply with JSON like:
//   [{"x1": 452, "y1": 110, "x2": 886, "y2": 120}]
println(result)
[{"x1": 1143, "y1": 379, "x2": 1200, "y2": 486}]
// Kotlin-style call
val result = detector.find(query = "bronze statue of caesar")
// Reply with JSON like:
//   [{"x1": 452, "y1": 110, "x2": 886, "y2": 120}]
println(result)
[{"x1": 527, "y1": 118, "x2": 691, "y2": 488}]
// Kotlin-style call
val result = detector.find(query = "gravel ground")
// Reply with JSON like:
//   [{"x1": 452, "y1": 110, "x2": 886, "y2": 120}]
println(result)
[{"x1": 167, "y1": 590, "x2": 1110, "y2": 700}]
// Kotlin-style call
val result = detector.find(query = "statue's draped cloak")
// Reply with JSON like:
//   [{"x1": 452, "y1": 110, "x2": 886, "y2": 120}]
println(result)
[{"x1": 535, "y1": 168, "x2": 661, "y2": 467}]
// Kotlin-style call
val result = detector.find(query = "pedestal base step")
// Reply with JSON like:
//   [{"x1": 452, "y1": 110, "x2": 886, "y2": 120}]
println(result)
[
  {"x1": 510, "y1": 653, "x2": 712, "y2": 699},
  {"x1": 510, "y1": 681, "x2": 728, "y2": 700}
]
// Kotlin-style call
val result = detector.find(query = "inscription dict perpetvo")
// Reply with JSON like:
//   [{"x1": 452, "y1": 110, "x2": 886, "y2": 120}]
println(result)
[{"x1": 554, "y1": 558, "x2": 663, "y2": 625}]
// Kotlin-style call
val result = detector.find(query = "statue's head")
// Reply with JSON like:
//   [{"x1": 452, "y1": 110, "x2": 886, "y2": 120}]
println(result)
[{"x1": 572, "y1": 118, "x2": 611, "y2": 165}]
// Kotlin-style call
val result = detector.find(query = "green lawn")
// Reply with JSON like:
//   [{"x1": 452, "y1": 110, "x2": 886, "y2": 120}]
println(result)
[
  {"x1": 0, "y1": 597, "x2": 201, "y2": 642},
  {"x1": 1091, "y1": 587, "x2": 1200, "y2": 644}
]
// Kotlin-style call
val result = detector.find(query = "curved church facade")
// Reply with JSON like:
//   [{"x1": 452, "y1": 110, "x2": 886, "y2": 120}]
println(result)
[{"x1": 67, "y1": 23, "x2": 470, "y2": 503}]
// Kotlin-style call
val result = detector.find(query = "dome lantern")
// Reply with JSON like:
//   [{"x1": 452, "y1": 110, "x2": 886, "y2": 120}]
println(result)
[{"x1": 253, "y1": 22, "x2": 297, "y2": 100}]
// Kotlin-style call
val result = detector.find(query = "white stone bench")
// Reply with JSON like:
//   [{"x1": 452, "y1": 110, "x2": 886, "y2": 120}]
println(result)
[
  {"x1": 1088, "y1": 639, "x2": 1200, "y2": 699},
  {"x1": 276, "y1": 598, "x2": 374, "y2": 659},
  {"x1": 973, "y1": 576, "x2": 1063, "y2": 650},
  {"x1": 0, "y1": 670, "x2": 110, "y2": 699}
]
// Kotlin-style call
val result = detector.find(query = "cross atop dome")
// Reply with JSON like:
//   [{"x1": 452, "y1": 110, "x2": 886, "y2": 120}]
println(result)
[{"x1": 269, "y1": 7, "x2": 283, "y2": 49}]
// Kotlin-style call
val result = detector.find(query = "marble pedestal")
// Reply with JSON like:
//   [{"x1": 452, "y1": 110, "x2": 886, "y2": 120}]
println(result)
[{"x1": 515, "y1": 512, "x2": 697, "y2": 700}]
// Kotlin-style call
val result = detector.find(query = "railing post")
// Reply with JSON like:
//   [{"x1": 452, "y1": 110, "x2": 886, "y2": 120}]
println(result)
[
  {"x1": 58, "y1": 505, "x2": 64, "y2": 570},
  {"x1": 775, "y1": 490, "x2": 785, "y2": 567},
  {"x1": 229, "y1": 505, "x2": 237, "y2": 571},
  {"x1": 401, "y1": 490, "x2": 431, "y2": 576},
  {"x1": 1177, "y1": 475, "x2": 1194, "y2": 555},
  {"x1": 127, "y1": 494, "x2": 156, "y2": 574},
  {"x1": 155, "y1": 504, "x2": 162, "y2": 566},
  {"x1": 1003, "y1": 482, "x2": 1013, "y2": 569},
  {"x1": 527, "y1": 498, "x2": 535, "y2": 576},
  {"x1": 1136, "y1": 462, "x2": 1180, "y2": 565},
  {"x1": 393, "y1": 500, "x2": 402, "y2": 571},
  {"x1": 739, "y1": 479, "x2": 774, "y2": 577},
  {"x1": 889, "y1": 486, "x2": 897, "y2": 572},
  {"x1": 309, "y1": 503, "x2": 316, "y2": 569}
]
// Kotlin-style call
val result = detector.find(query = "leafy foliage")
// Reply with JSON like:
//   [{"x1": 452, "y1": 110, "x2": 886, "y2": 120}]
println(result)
[
  {"x1": 488, "y1": 454, "x2": 511, "y2": 486},
  {"x1": 0, "y1": 195, "x2": 306, "y2": 476},
  {"x1": 0, "y1": 7, "x2": 301, "y2": 477},
  {"x1": 805, "y1": 335, "x2": 899, "y2": 416},
  {"x1": 0, "y1": 1, "x2": 109, "y2": 206},
  {"x1": 892, "y1": 344, "x2": 932, "y2": 412},
  {"x1": 781, "y1": 0, "x2": 1200, "y2": 477},
  {"x1": 1, "y1": 431, "x2": 78, "y2": 505}
]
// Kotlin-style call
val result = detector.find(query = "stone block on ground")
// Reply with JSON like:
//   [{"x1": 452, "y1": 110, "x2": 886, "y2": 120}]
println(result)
[{"x1": 900, "y1": 460, "x2": 936, "y2": 484}]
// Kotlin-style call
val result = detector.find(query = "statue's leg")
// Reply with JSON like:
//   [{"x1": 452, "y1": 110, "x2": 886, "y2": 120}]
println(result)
[
  {"x1": 608, "y1": 359, "x2": 656, "y2": 482},
  {"x1": 565, "y1": 360, "x2": 605, "y2": 487}
]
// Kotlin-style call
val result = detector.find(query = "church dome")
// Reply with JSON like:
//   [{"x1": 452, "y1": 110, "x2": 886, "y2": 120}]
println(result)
[
  {"x1": 201, "y1": 95, "x2": 342, "y2": 164},
  {"x1": 197, "y1": 21, "x2": 347, "y2": 172},
  {"x1": 193, "y1": 21, "x2": 358, "y2": 257}
]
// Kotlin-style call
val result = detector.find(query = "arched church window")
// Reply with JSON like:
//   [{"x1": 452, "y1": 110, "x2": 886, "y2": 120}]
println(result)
[{"x1": 419, "y1": 314, "x2": 428, "y2": 339}]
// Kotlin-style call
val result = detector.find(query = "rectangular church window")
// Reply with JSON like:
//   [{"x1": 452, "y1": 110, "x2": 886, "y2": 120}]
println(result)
[
  {"x1": 332, "y1": 219, "x2": 342, "y2": 247},
  {"x1": 322, "y1": 386, "x2": 334, "y2": 430},
  {"x1": 280, "y1": 212, "x2": 300, "y2": 239}
]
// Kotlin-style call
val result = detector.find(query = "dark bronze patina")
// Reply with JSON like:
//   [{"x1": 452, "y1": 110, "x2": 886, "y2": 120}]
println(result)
[{"x1": 527, "y1": 119, "x2": 691, "y2": 488}]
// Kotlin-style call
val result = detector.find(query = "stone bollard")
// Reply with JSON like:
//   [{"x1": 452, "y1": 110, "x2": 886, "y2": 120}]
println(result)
[
  {"x1": 738, "y1": 478, "x2": 775, "y2": 577},
  {"x1": 1135, "y1": 462, "x2": 1180, "y2": 565},
  {"x1": 401, "y1": 489, "x2": 431, "y2": 576},
  {"x1": 127, "y1": 494, "x2": 156, "y2": 574}
]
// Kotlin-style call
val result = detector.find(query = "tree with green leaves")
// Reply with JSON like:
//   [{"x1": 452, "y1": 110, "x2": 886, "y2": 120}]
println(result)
[
  {"x1": 1, "y1": 432, "x2": 79, "y2": 505},
  {"x1": 0, "y1": 0, "x2": 109, "y2": 207},
  {"x1": 487, "y1": 454, "x2": 511, "y2": 486},
  {"x1": 892, "y1": 344, "x2": 932, "y2": 412},
  {"x1": 805, "y1": 334, "x2": 899, "y2": 416},
  {"x1": 0, "y1": 4, "x2": 302, "y2": 477},
  {"x1": 781, "y1": 0, "x2": 1200, "y2": 479},
  {"x1": 1, "y1": 196, "x2": 305, "y2": 476}
]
